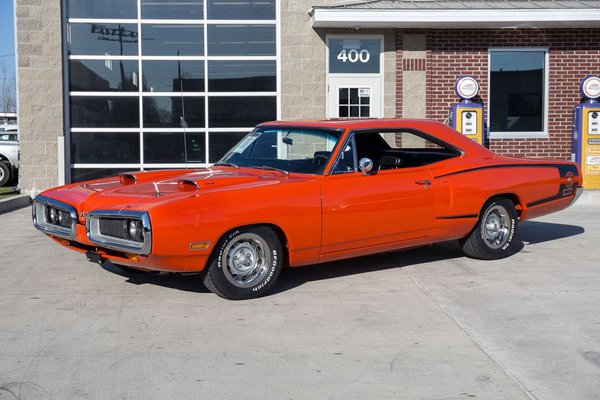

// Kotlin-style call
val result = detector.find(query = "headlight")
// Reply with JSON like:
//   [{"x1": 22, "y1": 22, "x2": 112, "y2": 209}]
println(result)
[
  {"x1": 125, "y1": 219, "x2": 143, "y2": 242},
  {"x1": 32, "y1": 196, "x2": 78, "y2": 240},
  {"x1": 87, "y1": 211, "x2": 151, "y2": 255}
]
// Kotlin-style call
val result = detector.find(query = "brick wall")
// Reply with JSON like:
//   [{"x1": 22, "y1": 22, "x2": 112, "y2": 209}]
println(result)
[{"x1": 397, "y1": 29, "x2": 600, "y2": 159}]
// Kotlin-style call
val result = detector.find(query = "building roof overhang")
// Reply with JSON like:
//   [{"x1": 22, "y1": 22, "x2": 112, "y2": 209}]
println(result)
[{"x1": 310, "y1": 0, "x2": 600, "y2": 29}]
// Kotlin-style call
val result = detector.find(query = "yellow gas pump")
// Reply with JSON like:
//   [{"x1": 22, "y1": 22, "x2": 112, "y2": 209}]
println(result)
[
  {"x1": 572, "y1": 75, "x2": 600, "y2": 189},
  {"x1": 449, "y1": 75, "x2": 485, "y2": 146}
]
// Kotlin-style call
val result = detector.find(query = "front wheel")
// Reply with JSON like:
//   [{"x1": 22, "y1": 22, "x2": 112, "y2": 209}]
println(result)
[
  {"x1": 203, "y1": 226, "x2": 283, "y2": 300},
  {"x1": 460, "y1": 198, "x2": 518, "y2": 260}
]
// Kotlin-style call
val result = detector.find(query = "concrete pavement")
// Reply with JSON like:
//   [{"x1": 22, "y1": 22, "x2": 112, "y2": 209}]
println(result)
[{"x1": 0, "y1": 204, "x2": 599, "y2": 400}]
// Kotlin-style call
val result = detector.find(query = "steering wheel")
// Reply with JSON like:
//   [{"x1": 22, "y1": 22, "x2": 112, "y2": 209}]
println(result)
[{"x1": 313, "y1": 154, "x2": 330, "y2": 166}]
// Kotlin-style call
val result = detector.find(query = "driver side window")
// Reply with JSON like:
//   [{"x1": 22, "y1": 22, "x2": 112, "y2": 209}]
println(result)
[{"x1": 331, "y1": 129, "x2": 459, "y2": 173}]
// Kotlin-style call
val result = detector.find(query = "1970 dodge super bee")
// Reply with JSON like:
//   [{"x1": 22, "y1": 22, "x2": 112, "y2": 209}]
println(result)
[{"x1": 33, "y1": 119, "x2": 583, "y2": 299}]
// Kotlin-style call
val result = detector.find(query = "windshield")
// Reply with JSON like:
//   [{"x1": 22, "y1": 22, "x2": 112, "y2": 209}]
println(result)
[{"x1": 219, "y1": 127, "x2": 342, "y2": 175}]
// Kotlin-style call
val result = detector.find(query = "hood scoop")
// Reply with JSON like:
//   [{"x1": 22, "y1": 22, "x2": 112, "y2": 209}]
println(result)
[
  {"x1": 177, "y1": 179, "x2": 200, "y2": 192},
  {"x1": 119, "y1": 173, "x2": 137, "y2": 185}
]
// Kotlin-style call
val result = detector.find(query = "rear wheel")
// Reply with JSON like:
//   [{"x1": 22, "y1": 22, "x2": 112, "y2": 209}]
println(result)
[
  {"x1": 203, "y1": 226, "x2": 283, "y2": 300},
  {"x1": 461, "y1": 198, "x2": 518, "y2": 260},
  {"x1": 0, "y1": 163, "x2": 10, "y2": 187}
]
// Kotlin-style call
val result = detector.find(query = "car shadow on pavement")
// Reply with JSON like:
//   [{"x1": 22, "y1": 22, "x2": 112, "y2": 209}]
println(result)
[
  {"x1": 273, "y1": 243, "x2": 465, "y2": 294},
  {"x1": 99, "y1": 220, "x2": 584, "y2": 296},
  {"x1": 517, "y1": 220, "x2": 585, "y2": 245},
  {"x1": 101, "y1": 262, "x2": 210, "y2": 293}
]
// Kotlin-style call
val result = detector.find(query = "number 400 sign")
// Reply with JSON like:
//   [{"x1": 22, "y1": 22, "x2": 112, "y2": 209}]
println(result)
[
  {"x1": 337, "y1": 48, "x2": 371, "y2": 63},
  {"x1": 328, "y1": 38, "x2": 381, "y2": 74}
]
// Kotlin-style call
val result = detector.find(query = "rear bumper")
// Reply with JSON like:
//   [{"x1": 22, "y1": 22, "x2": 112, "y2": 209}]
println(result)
[{"x1": 568, "y1": 186, "x2": 584, "y2": 208}]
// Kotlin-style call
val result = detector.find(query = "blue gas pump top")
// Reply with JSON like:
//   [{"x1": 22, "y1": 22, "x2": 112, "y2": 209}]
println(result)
[{"x1": 580, "y1": 75, "x2": 600, "y2": 101}]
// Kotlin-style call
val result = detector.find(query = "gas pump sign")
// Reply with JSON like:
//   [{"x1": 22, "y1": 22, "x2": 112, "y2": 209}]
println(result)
[
  {"x1": 328, "y1": 38, "x2": 381, "y2": 74},
  {"x1": 588, "y1": 111, "x2": 600, "y2": 135}
]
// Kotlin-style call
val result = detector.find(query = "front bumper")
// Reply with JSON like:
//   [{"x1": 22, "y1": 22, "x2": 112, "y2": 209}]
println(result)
[
  {"x1": 32, "y1": 196, "x2": 211, "y2": 273},
  {"x1": 33, "y1": 196, "x2": 152, "y2": 255}
]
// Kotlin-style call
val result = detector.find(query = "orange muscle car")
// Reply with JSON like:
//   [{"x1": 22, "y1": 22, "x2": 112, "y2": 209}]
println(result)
[{"x1": 33, "y1": 119, "x2": 583, "y2": 299}]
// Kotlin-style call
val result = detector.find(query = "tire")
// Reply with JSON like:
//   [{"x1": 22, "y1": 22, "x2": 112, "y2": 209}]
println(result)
[
  {"x1": 460, "y1": 198, "x2": 518, "y2": 260},
  {"x1": 203, "y1": 226, "x2": 283, "y2": 300},
  {"x1": 0, "y1": 163, "x2": 10, "y2": 187}
]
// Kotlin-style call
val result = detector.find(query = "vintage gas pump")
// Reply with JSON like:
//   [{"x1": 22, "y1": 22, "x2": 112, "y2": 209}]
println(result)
[
  {"x1": 572, "y1": 75, "x2": 600, "y2": 189},
  {"x1": 449, "y1": 75, "x2": 486, "y2": 146}
]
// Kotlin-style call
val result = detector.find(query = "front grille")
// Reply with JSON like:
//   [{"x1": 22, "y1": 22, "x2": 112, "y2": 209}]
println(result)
[
  {"x1": 86, "y1": 211, "x2": 152, "y2": 255},
  {"x1": 99, "y1": 218, "x2": 126, "y2": 239}
]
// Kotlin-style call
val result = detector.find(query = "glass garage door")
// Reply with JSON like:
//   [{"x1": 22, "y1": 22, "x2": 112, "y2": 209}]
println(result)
[{"x1": 65, "y1": 0, "x2": 278, "y2": 182}]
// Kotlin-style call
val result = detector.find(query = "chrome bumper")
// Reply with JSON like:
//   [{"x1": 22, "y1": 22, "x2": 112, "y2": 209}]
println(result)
[
  {"x1": 32, "y1": 195, "x2": 78, "y2": 240},
  {"x1": 568, "y1": 186, "x2": 584, "y2": 208}
]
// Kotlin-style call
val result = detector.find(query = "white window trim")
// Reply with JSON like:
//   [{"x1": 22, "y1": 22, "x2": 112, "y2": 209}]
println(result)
[
  {"x1": 487, "y1": 47, "x2": 550, "y2": 139},
  {"x1": 68, "y1": 18, "x2": 277, "y2": 25},
  {"x1": 65, "y1": 1, "x2": 280, "y2": 176},
  {"x1": 71, "y1": 127, "x2": 253, "y2": 133}
]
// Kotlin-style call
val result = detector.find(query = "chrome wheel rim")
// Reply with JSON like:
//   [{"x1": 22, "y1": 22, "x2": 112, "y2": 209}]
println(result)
[
  {"x1": 482, "y1": 205, "x2": 511, "y2": 249},
  {"x1": 0, "y1": 167, "x2": 4, "y2": 182},
  {"x1": 222, "y1": 233, "x2": 271, "y2": 288}
]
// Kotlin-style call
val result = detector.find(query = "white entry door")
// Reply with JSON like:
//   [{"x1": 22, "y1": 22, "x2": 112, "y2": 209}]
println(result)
[{"x1": 327, "y1": 76, "x2": 382, "y2": 119}]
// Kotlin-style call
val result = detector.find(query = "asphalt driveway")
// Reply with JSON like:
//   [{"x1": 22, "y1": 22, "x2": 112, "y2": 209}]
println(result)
[{"x1": 0, "y1": 203, "x2": 599, "y2": 400}]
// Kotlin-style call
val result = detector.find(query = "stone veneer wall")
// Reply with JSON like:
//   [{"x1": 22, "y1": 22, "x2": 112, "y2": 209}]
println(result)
[
  {"x1": 15, "y1": 0, "x2": 64, "y2": 196},
  {"x1": 281, "y1": 0, "x2": 396, "y2": 120}
]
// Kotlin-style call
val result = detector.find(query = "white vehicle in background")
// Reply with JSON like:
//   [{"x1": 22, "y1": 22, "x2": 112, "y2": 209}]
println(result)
[{"x1": 0, "y1": 128, "x2": 18, "y2": 186}]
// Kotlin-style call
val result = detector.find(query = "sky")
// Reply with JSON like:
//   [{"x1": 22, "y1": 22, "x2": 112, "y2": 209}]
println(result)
[{"x1": 0, "y1": 0, "x2": 16, "y2": 112}]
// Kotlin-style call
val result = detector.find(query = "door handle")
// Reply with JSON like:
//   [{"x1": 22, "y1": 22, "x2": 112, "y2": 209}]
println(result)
[{"x1": 415, "y1": 179, "x2": 431, "y2": 185}]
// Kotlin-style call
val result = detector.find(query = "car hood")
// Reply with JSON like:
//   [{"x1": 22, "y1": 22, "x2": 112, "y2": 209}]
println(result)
[{"x1": 39, "y1": 167, "x2": 294, "y2": 215}]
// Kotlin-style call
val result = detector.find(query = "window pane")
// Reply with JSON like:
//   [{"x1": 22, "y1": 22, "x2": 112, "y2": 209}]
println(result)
[
  {"x1": 71, "y1": 96, "x2": 139, "y2": 128},
  {"x1": 143, "y1": 96, "x2": 205, "y2": 127},
  {"x1": 143, "y1": 60, "x2": 205, "y2": 92},
  {"x1": 70, "y1": 60, "x2": 139, "y2": 92},
  {"x1": 144, "y1": 132, "x2": 206, "y2": 163},
  {"x1": 209, "y1": 96, "x2": 276, "y2": 127},
  {"x1": 142, "y1": 25, "x2": 204, "y2": 56},
  {"x1": 72, "y1": 168, "x2": 134, "y2": 183},
  {"x1": 67, "y1": 0, "x2": 137, "y2": 19},
  {"x1": 71, "y1": 132, "x2": 140, "y2": 163},
  {"x1": 207, "y1": 0, "x2": 275, "y2": 20},
  {"x1": 339, "y1": 88, "x2": 348, "y2": 104},
  {"x1": 207, "y1": 25, "x2": 275, "y2": 56},
  {"x1": 68, "y1": 23, "x2": 138, "y2": 56},
  {"x1": 490, "y1": 51, "x2": 545, "y2": 132},
  {"x1": 208, "y1": 61, "x2": 275, "y2": 92},
  {"x1": 142, "y1": 0, "x2": 204, "y2": 19},
  {"x1": 209, "y1": 132, "x2": 248, "y2": 162}
]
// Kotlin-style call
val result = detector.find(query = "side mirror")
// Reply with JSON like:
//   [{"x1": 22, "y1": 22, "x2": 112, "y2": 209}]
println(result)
[{"x1": 358, "y1": 157, "x2": 374, "y2": 175}]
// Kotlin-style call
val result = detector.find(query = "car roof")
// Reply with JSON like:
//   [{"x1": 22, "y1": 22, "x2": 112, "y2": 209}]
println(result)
[
  {"x1": 258, "y1": 118, "x2": 489, "y2": 155},
  {"x1": 260, "y1": 118, "x2": 430, "y2": 128}
]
